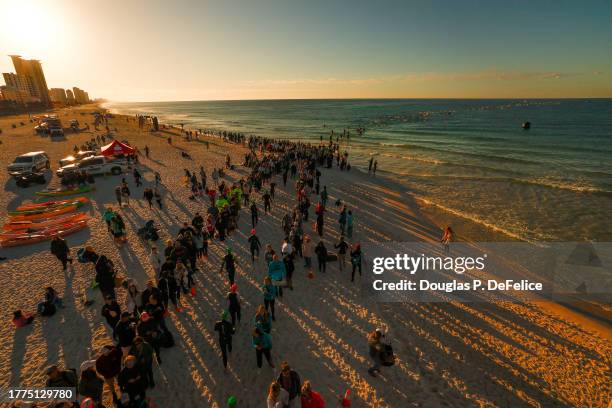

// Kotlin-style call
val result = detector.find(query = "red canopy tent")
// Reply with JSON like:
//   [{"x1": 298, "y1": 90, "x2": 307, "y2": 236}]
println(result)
[{"x1": 101, "y1": 140, "x2": 135, "y2": 156}]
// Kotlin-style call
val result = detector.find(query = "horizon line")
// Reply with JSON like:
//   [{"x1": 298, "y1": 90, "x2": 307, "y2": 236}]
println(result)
[{"x1": 104, "y1": 96, "x2": 612, "y2": 104}]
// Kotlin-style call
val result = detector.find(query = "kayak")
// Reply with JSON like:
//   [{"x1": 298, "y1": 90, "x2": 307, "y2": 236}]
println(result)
[
  {"x1": 9, "y1": 205, "x2": 78, "y2": 222},
  {"x1": 0, "y1": 220, "x2": 88, "y2": 247},
  {"x1": 35, "y1": 186, "x2": 94, "y2": 197},
  {"x1": 9, "y1": 200, "x2": 86, "y2": 216},
  {"x1": 3, "y1": 213, "x2": 89, "y2": 231},
  {"x1": 16, "y1": 197, "x2": 89, "y2": 211}
]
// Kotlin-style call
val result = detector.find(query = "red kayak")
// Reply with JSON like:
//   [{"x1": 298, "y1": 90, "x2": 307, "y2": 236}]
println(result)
[
  {"x1": 0, "y1": 220, "x2": 88, "y2": 247},
  {"x1": 3, "y1": 213, "x2": 89, "y2": 231}
]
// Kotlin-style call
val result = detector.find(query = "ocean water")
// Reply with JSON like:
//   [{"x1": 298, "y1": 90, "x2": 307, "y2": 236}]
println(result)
[{"x1": 106, "y1": 99, "x2": 612, "y2": 242}]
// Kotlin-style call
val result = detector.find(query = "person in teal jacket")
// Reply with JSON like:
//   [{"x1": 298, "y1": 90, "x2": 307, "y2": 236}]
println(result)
[
  {"x1": 267, "y1": 254, "x2": 286, "y2": 297},
  {"x1": 262, "y1": 276, "x2": 277, "y2": 320},
  {"x1": 103, "y1": 207, "x2": 115, "y2": 232},
  {"x1": 252, "y1": 328, "x2": 274, "y2": 368}
]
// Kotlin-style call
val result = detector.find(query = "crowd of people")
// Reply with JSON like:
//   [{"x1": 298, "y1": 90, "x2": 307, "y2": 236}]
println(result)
[{"x1": 8, "y1": 125, "x2": 408, "y2": 408}]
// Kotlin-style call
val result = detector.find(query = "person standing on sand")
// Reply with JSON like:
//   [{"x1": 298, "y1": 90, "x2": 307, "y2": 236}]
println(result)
[
  {"x1": 300, "y1": 380, "x2": 325, "y2": 408},
  {"x1": 267, "y1": 381, "x2": 289, "y2": 408},
  {"x1": 350, "y1": 243, "x2": 363, "y2": 282},
  {"x1": 346, "y1": 210, "x2": 354, "y2": 239},
  {"x1": 263, "y1": 190, "x2": 272, "y2": 214},
  {"x1": 335, "y1": 235, "x2": 349, "y2": 272},
  {"x1": 103, "y1": 207, "x2": 115, "y2": 231},
  {"x1": 133, "y1": 168, "x2": 142, "y2": 187},
  {"x1": 253, "y1": 328, "x2": 274, "y2": 368},
  {"x1": 441, "y1": 226, "x2": 454, "y2": 254},
  {"x1": 267, "y1": 254, "x2": 286, "y2": 298},
  {"x1": 277, "y1": 361, "x2": 302, "y2": 407},
  {"x1": 373, "y1": 160, "x2": 377, "y2": 175},
  {"x1": 250, "y1": 200, "x2": 259, "y2": 227},
  {"x1": 101, "y1": 295, "x2": 121, "y2": 340},
  {"x1": 368, "y1": 157, "x2": 374, "y2": 173},
  {"x1": 338, "y1": 205, "x2": 347, "y2": 235},
  {"x1": 262, "y1": 276, "x2": 277, "y2": 321},
  {"x1": 144, "y1": 145, "x2": 149, "y2": 158},
  {"x1": 302, "y1": 234, "x2": 313, "y2": 269},
  {"x1": 315, "y1": 241, "x2": 328, "y2": 273},
  {"x1": 249, "y1": 229, "x2": 262, "y2": 262},
  {"x1": 367, "y1": 329, "x2": 384, "y2": 377},
  {"x1": 50, "y1": 236, "x2": 72, "y2": 271},
  {"x1": 227, "y1": 283, "x2": 241, "y2": 326},
  {"x1": 115, "y1": 312, "x2": 137, "y2": 356},
  {"x1": 320, "y1": 186, "x2": 328, "y2": 207},
  {"x1": 95, "y1": 345, "x2": 122, "y2": 402},
  {"x1": 154, "y1": 187, "x2": 163, "y2": 209},
  {"x1": 143, "y1": 188, "x2": 154, "y2": 208},
  {"x1": 121, "y1": 181, "x2": 131, "y2": 206},
  {"x1": 118, "y1": 355, "x2": 146, "y2": 403},
  {"x1": 220, "y1": 248, "x2": 237, "y2": 285},
  {"x1": 214, "y1": 310, "x2": 235, "y2": 369}
]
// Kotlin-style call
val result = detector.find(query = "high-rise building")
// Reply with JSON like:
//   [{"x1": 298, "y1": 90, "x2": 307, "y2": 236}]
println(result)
[
  {"x1": 49, "y1": 88, "x2": 68, "y2": 104},
  {"x1": 9, "y1": 55, "x2": 51, "y2": 106},
  {"x1": 73, "y1": 86, "x2": 90, "y2": 104},
  {"x1": 66, "y1": 89, "x2": 76, "y2": 105},
  {"x1": 0, "y1": 85, "x2": 37, "y2": 104},
  {"x1": 2, "y1": 72, "x2": 36, "y2": 98}
]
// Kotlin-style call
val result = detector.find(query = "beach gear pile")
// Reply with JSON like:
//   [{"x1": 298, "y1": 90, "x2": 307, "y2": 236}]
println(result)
[{"x1": 1, "y1": 196, "x2": 90, "y2": 247}]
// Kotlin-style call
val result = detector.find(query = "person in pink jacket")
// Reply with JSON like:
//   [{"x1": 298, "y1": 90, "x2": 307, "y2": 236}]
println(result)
[{"x1": 300, "y1": 380, "x2": 325, "y2": 408}]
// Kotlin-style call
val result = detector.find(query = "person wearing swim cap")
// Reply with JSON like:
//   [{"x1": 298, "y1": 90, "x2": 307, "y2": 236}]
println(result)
[
  {"x1": 219, "y1": 247, "x2": 237, "y2": 284},
  {"x1": 227, "y1": 395, "x2": 237, "y2": 407},
  {"x1": 214, "y1": 310, "x2": 236, "y2": 369}
]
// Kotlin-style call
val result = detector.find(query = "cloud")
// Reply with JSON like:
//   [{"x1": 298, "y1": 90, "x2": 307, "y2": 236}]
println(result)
[{"x1": 245, "y1": 69, "x2": 585, "y2": 88}]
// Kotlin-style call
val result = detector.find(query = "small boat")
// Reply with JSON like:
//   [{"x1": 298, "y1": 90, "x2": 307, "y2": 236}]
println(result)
[
  {"x1": 35, "y1": 185, "x2": 94, "y2": 197},
  {"x1": 8, "y1": 199, "x2": 87, "y2": 216},
  {"x1": 0, "y1": 220, "x2": 88, "y2": 247},
  {"x1": 16, "y1": 197, "x2": 89, "y2": 212},
  {"x1": 9, "y1": 205, "x2": 78, "y2": 222},
  {"x1": 522, "y1": 121, "x2": 531, "y2": 129},
  {"x1": 3, "y1": 213, "x2": 89, "y2": 231}
]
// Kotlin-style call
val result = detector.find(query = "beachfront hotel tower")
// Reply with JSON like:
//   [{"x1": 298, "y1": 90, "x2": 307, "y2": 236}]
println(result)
[{"x1": 8, "y1": 55, "x2": 51, "y2": 106}]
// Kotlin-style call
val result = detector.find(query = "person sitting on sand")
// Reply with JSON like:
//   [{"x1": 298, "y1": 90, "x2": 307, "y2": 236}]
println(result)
[
  {"x1": 12, "y1": 310, "x2": 34, "y2": 328},
  {"x1": 46, "y1": 365, "x2": 77, "y2": 389}
]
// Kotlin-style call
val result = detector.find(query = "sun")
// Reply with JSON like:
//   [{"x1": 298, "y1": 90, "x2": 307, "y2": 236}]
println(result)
[{"x1": 0, "y1": 0, "x2": 65, "y2": 56}]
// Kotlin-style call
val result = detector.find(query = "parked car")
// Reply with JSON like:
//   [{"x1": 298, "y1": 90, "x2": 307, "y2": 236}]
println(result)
[
  {"x1": 56, "y1": 155, "x2": 127, "y2": 177},
  {"x1": 59, "y1": 150, "x2": 96, "y2": 167},
  {"x1": 7, "y1": 152, "x2": 50, "y2": 175},
  {"x1": 15, "y1": 172, "x2": 47, "y2": 188}
]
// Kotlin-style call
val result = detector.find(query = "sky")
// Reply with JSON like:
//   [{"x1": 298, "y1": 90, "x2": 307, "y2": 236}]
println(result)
[{"x1": 0, "y1": 0, "x2": 611, "y2": 101}]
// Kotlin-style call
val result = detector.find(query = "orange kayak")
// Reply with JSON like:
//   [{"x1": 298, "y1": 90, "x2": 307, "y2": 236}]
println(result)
[
  {"x1": 0, "y1": 220, "x2": 88, "y2": 247},
  {"x1": 3, "y1": 213, "x2": 89, "y2": 231},
  {"x1": 9, "y1": 205, "x2": 78, "y2": 222},
  {"x1": 16, "y1": 197, "x2": 89, "y2": 211}
]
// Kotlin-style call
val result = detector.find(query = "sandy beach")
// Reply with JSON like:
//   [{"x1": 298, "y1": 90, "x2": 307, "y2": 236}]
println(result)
[{"x1": 0, "y1": 105, "x2": 610, "y2": 408}]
